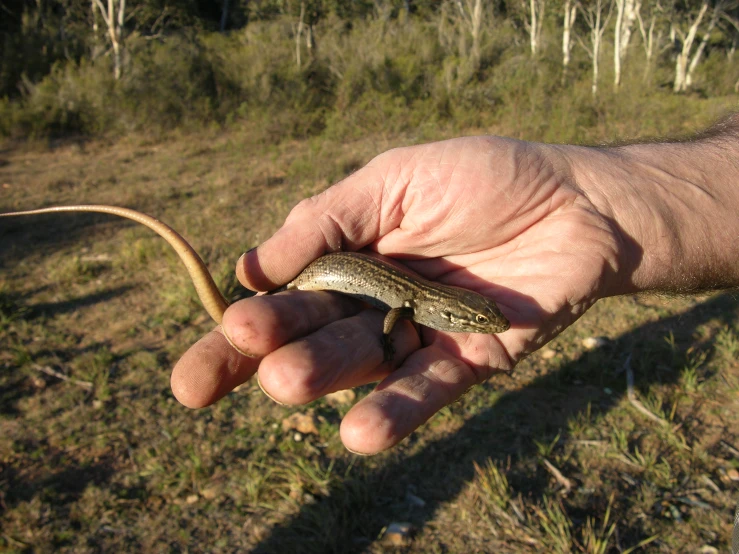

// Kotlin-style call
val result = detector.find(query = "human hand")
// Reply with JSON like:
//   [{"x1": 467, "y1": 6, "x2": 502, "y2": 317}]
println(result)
[{"x1": 171, "y1": 136, "x2": 627, "y2": 454}]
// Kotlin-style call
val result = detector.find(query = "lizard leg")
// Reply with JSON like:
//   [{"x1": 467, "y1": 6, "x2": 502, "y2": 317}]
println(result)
[{"x1": 381, "y1": 307, "x2": 414, "y2": 362}]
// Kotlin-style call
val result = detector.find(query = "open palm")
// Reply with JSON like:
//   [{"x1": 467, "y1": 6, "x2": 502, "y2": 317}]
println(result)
[{"x1": 172, "y1": 136, "x2": 625, "y2": 454}]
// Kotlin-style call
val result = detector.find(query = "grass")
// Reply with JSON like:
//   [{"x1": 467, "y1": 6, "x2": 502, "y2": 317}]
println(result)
[{"x1": 1, "y1": 104, "x2": 739, "y2": 552}]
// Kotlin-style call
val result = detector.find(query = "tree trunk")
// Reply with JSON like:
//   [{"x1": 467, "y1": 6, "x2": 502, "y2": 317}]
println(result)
[
  {"x1": 562, "y1": 0, "x2": 577, "y2": 74},
  {"x1": 686, "y1": 1, "x2": 721, "y2": 88},
  {"x1": 673, "y1": 1, "x2": 708, "y2": 92},
  {"x1": 220, "y1": 0, "x2": 230, "y2": 32},
  {"x1": 614, "y1": 0, "x2": 624, "y2": 86},
  {"x1": 92, "y1": 0, "x2": 98, "y2": 34},
  {"x1": 524, "y1": 0, "x2": 545, "y2": 56},
  {"x1": 614, "y1": 0, "x2": 640, "y2": 87},
  {"x1": 94, "y1": 0, "x2": 126, "y2": 79},
  {"x1": 636, "y1": 10, "x2": 656, "y2": 82},
  {"x1": 453, "y1": 0, "x2": 483, "y2": 69},
  {"x1": 619, "y1": 0, "x2": 639, "y2": 58},
  {"x1": 578, "y1": 0, "x2": 612, "y2": 96},
  {"x1": 530, "y1": 0, "x2": 538, "y2": 54},
  {"x1": 592, "y1": 7, "x2": 601, "y2": 96},
  {"x1": 471, "y1": 0, "x2": 482, "y2": 66},
  {"x1": 296, "y1": 1, "x2": 305, "y2": 69}
]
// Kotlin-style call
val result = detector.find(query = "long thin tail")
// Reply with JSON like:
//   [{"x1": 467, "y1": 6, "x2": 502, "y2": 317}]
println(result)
[{"x1": 0, "y1": 205, "x2": 229, "y2": 324}]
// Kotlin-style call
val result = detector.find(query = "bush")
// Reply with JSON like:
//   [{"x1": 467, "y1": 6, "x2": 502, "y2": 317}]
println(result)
[
  {"x1": 0, "y1": 11, "x2": 736, "y2": 142},
  {"x1": 11, "y1": 60, "x2": 115, "y2": 138}
]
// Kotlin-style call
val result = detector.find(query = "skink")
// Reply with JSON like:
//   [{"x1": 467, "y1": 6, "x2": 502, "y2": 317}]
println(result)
[{"x1": 0, "y1": 205, "x2": 509, "y2": 353}]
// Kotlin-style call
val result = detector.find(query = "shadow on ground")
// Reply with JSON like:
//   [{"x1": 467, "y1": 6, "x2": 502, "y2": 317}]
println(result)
[
  {"x1": 0, "y1": 210, "x2": 139, "y2": 265},
  {"x1": 251, "y1": 293, "x2": 738, "y2": 553}
]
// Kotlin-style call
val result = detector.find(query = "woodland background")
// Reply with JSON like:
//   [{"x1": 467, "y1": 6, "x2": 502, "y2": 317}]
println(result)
[{"x1": 1, "y1": 0, "x2": 738, "y2": 141}]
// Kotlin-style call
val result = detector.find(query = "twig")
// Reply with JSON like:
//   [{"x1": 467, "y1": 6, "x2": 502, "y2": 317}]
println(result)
[
  {"x1": 542, "y1": 458, "x2": 573, "y2": 493},
  {"x1": 573, "y1": 439, "x2": 606, "y2": 446},
  {"x1": 624, "y1": 355, "x2": 667, "y2": 425},
  {"x1": 720, "y1": 440, "x2": 739, "y2": 459},
  {"x1": 32, "y1": 364, "x2": 93, "y2": 390},
  {"x1": 2, "y1": 534, "x2": 29, "y2": 548},
  {"x1": 701, "y1": 475, "x2": 722, "y2": 493}
]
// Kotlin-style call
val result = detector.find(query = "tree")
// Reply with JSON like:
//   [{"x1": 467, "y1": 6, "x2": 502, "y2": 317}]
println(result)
[
  {"x1": 93, "y1": 0, "x2": 127, "y2": 79},
  {"x1": 671, "y1": 0, "x2": 722, "y2": 91},
  {"x1": 452, "y1": 0, "x2": 484, "y2": 67},
  {"x1": 562, "y1": 0, "x2": 578, "y2": 75},
  {"x1": 578, "y1": 0, "x2": 615, "y2": 95},
  {"x1": 522, "y1": 0, "x2": 547, "y2": 55},
  {"x1": 614, "y1": 0, "x2": 641, "y2": 86},
  {"x1": 636, "y1": 0, "x2": 666, "y2": 82},
  {"x1": 289, "y1": 0, "x2": 322, "y2": 69}
]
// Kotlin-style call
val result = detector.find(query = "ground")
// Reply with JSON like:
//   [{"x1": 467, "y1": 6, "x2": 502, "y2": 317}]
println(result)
[{"x1": 0, "y1": 125, "x2": 738, "y2": 553}]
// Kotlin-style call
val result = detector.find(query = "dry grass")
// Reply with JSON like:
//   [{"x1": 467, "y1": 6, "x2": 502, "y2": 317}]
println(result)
[{"x1": 1, "y1": 114, "x2": 739, "y2": 552}]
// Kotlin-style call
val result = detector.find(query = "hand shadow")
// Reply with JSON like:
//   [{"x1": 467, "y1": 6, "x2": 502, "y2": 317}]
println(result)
[{"x1": 250, "y1": 292, "x2": 737, "y2": 553}]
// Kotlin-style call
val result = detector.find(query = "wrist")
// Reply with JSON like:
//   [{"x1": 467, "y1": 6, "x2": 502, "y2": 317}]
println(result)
[{"x1": 561, "y1": 118, "x2": 739, "y2": 297}]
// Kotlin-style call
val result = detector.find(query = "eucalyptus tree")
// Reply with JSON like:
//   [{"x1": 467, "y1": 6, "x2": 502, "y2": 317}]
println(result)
[{"x1": 578, "y1": 0, "x2": 615, "y2": 95}]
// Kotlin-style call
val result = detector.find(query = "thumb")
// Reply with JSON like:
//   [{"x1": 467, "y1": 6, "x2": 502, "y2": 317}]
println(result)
[{"x1": 237, "y1": 158, "x2": 402, "y2": 291}]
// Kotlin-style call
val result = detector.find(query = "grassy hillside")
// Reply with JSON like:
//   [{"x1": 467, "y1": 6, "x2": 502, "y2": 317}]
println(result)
[{"x1": 1, "y1": 95, "x2": 739, "y2": 551}]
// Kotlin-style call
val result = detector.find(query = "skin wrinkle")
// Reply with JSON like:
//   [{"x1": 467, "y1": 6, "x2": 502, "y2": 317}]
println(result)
[
  {"x1": 456, "y1": 334, "x2": 497, "y2": 381},
  {"x1": 424, "y1": 356, "x2": 470, "y2": 407}
]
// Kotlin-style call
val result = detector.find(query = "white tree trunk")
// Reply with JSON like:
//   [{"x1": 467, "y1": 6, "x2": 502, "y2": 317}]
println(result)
[
  {"x1": 636, "y1": 10, "x2": 657, "y2": 81},
  {"x1": 673, "y1": 1, "x2": 708, "y2": 92},
  {"x1": 620, "y1": 0, "x2": 639, "y2": 58},
  {"x1": 93, "y1": 0, "x2": 126, "y2": 79},
  {"x1": 578, "y1": 0, "x2": 613, "y2": 96},
  {"x1": 592, "y1": 7, "x2": 601, "y2": 95},
  {"x1": 562, "y1": 0, "x2": 577, "y2": 70},
  {"x1": 614, "y1": 0, "x2": 624, "y2": 86},
  {"x1": 530, "y1": 0, "x2": 538, "y2": 53},
  {"x1": 523, "y1": 0, "x2": 545, "y2": 55},
  {"x1": 614, "y1": 0, "x2": 640, "y2": 87},
  {"x1": 453, "y1": 0, "x2": 483, "y2": 67},
  {"x1": 296, "y1": 1, "x2": 305, "y2": 69},
  {"x1": 686, "y1": 1, "x2": 721, "y2": 87},
  {"x1": 92, "y1": 0, "x2": 98, "y2": 34},
  {"x1": 471, "y1": 0, "x2": 482, "y2": 64}
]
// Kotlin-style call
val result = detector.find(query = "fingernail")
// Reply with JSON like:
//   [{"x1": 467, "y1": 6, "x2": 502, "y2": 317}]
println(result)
[
  {"x1": 344, "y1": 445, "x2": 374, "y2": 457},
  {"x1": 256, "y1": 374, "x2": 287, "y2": 406},
  {"x1": 221, "y1": 326, "x2": 258, "y2": 359}
]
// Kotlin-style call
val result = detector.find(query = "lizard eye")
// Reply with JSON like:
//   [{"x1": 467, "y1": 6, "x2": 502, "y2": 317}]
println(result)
[{"x1": 476, "y1": 314, "x2": 489, "y2": 324}]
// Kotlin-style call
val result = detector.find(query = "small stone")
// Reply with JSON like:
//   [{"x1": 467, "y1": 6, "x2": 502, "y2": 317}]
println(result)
[
  {"x1": 582, "y1": 336, "x2": 608, "y2": 350},
  {"x1": 201, "y1": 486, "x2": 221, "y2": 500},
  {"x1": 185, "y1": 494, "x2": 199, "y2": 504},
  {"x1": 406, "y1": 492, "x2": 426, "y2": 508},
  {"x1": 727, "y1": 468, "x2": 739, "y2": 482},
  {"x1": 383, "y1": 522, "x2": 414, "y2": 546},
  {"x1": 540, "y1": 348, "x2": 556, "y2": 359},
  {"x1": 699, "y1": 546, "x2": 718, "y2": 554},
  {"x1": 325, "y1": 389, "x2": 356, "y2": 407},
  {"x1": 282, "y1": 411, "x2": 320, "y2": 435},
  {"x1": 293, "y1": 432, "x2": 303, "y2": 442}
]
